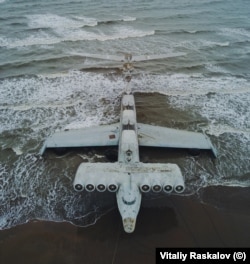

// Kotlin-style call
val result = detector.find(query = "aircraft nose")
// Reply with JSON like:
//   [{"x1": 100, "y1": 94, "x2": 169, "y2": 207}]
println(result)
[{"x1": 123, "y1": 217, "x2": 136, "y2": 233}]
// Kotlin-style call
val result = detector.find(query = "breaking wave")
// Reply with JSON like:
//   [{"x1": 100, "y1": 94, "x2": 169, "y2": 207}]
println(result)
[
  {"x1": 26, "y1": 14, "x2": 98, "y2": 29},
  {"x1": 0, "y1": 26, "x2": 154, "y2": 48},
  {"x1": 26, "y1": 13, "x2": 136, "y2": 30}
]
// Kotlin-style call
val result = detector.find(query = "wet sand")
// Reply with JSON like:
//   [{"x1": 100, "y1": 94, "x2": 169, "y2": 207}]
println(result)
[{"x1": 1, "y1": 186, "x2": 250, "y2": 264}]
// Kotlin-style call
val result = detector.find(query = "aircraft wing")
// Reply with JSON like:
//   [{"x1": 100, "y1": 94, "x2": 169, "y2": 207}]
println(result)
[
  {"x1": 73, "y1": 162, "x2": 184, "y2": 193},
  {"x1": 132, "y1": 53, "x2": 186, "y2": 62},
  {"x1": 40, "y1": 124, "x2": 119, "y2": 155},
  {"x1": 138, "y1": 123, "x2": 217, "y2": 157},
  {"x1": 80, "y1": 53, "x2": 124, "y2": 61}
]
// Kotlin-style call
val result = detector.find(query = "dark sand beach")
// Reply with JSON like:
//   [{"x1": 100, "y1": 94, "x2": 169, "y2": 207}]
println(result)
[{"x1": 1, "y1": 186, "x2": 249, "y2": 264}]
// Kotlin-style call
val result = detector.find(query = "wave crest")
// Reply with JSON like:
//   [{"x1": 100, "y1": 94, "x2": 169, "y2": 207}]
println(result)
[
  {"x1": 26, "y1": 14, "x2": 98, "y2": 29},
  {"x1": 1, "y1": 25, "x2": 154, "y2": 48}
]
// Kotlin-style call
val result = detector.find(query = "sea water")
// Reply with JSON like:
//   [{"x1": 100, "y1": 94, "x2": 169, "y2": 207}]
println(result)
[{"x1": 0, "y1": 0, "x2": 249, "y2": 229}]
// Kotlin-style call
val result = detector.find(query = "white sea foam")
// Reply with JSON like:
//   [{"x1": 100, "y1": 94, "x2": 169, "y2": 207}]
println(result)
[
  {"x1": 12, "y1": 146, "x2": 23, "y2": 155},
  {"x1": 0, "y1": 32, "x2": 59, "y2": 48},
  {"x1": 98, "y1": 14, "x2": 136, "y2": 23},
  {"x1": 175, "y1": 39, "x2": 230, "y2": 51},
  {"x1": 206, "y1": 122, "x2": 250, "y2": 137},
  {"x1": 122, "y1": 16, "x2": 136, "y2": 22},
  {"x1": 53, "y1": 25, "x2": 154, "y2": 42},
  {"x1": 110, "y1": 25, "x2": 154, "y2": 40},
  {"x1": 1, "y1": 25, "x2": 154, "y2": 48},
  {"x1": 64, "y1": 115, "x2": 103, "y2": 129},
  {"x1": 219, "y1": 27, "x2": 250, "y2": 40},
  {"x1": 27, "y1": 14, "x2": 98, "y2": 29},
  {"x1": 133, "y1": 73, "x2": 250, "y2": 96},
  {"x1": 204, "y1": 63, "x2": 229, "y2": 74},
  {"x1": 0, "y1": 71, "x2": 122, "y2": 134},
  {"x1": 0, "y1": 36, "x2": 9, "y2": 47},
  {"x1": 1, "y1": 71, "x2": 249, "y2": 139},
  {"x1": 0, "y1": 13, "x2": 146, "y2": 49},
  {"x1": 0, "y1": 71, "x2": 122, "y2": 106},
  {"x1": 131, "y1": 73, "x2": 250, "y2": 141}
]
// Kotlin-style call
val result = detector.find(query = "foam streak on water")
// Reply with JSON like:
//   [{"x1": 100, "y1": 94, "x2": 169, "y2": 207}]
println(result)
[{"x1": 0, "y1": 0, "x2": 249, "y2": 229}]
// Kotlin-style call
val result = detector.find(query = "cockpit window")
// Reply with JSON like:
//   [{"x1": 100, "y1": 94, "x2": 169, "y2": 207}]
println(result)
[{"x1": 122, "y1": 197, "x2": 136, "y2": 205}]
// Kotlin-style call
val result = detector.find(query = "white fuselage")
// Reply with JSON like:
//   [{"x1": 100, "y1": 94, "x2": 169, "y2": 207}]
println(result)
[
  {"x1": 118, "y1": 94, "x2": 139, "y2": 163},
  {"x1": 72, "y1": 92, "x2": 185, "y2": 233},
  {"x1": 72, "y1": 92, "x2": 186, "y2": 233},
  {"x1": 116, "y1": 93, "x2": 141, "y2": 233}
]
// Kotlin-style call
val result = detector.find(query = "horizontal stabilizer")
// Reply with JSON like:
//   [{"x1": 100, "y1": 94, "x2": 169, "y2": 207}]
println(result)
[
  {"x1": 73, "y1": 162, "x2": 184, "y2": 193},
  {"x1": 40, "y1": 124, "x2": 119, "y2": 155},
  {"x1": 78, "y1": 53, "x2": 186, "y2": 62},
  {"x1": 81, "y1": 53, "x2": 124, "y2": 62},
  {"x1": 138, "y1": 123, "x2": 217, "y2": 157}
]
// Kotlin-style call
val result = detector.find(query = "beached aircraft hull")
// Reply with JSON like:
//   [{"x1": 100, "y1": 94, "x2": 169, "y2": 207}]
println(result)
[{"x1": 40, "y1": 92, "x2": 216, "y2": 232}]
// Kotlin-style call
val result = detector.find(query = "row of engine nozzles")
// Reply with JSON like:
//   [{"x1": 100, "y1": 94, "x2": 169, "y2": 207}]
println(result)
[
  {"x1": 74, "y1": 182, "x2": 118, "y2": 193},
  {"x1": 74, "y1": 182, "x2": 184, "y2": 193}
]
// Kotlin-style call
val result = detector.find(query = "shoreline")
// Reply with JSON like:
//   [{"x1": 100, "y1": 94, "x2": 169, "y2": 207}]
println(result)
[{"x1": 1, "y1": 186, "x2": 250, "y2": 264}]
